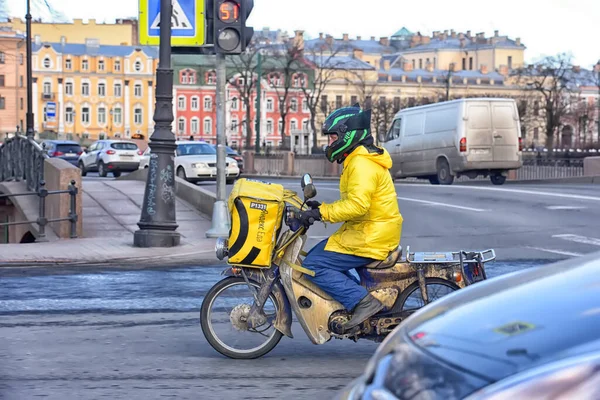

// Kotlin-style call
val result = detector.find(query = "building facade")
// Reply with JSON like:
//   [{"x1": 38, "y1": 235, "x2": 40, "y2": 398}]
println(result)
[
  {"x1": 172, "y1": 55, "x2": 313, "y2": 152},
  {"x1": 32, "y1": 39, "x2": 158, "y2": 141},
  {"x1": 0, "y1": 28, "x2": 27, "y2": 135}
]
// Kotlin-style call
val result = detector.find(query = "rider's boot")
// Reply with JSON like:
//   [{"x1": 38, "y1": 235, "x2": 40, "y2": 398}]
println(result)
[{"x1": 343, "y1": 294, "x2": 385, "y2": 331}]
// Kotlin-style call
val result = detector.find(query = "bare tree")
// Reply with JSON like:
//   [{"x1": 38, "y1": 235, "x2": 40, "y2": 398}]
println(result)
[
  {"x1": 300, "y1": 43, "x2": 343, "y2": 153},
  {"x1": 227, "y1": 47, "x2": 261, "y2": 149},
  {"x1": 263, "y1": 42, "x2": 305, "y2": 150},
  {"x1": 516, "y1": 54, "x2": 574, "y2": 150}
]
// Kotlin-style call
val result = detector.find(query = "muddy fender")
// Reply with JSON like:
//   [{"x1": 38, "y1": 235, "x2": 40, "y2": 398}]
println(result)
[{"x1": 222, "y1": 267, "x2": 293, "y2": 338}]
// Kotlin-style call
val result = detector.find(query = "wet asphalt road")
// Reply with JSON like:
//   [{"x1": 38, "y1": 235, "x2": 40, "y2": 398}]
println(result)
[{"x1": 0, "y1": 261, "x2": 549, "y2": 400}]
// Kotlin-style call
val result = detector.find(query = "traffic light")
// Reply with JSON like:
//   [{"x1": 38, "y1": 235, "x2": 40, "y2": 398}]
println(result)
[{"x1": 213, "y1": 0, "x2": 254, "y2": 54}]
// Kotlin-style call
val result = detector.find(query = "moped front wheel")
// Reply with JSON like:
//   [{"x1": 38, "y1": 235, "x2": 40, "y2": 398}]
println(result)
[{"x1": 200, "y1": 276, "x2": 283, "y2": 359}]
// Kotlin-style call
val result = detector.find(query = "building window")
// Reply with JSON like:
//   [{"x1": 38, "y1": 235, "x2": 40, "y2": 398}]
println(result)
[
  {"x1": 134, "y1": 60, "x2": 142, "y2": 72},
  {"x1": 134, "y1": 108, "x2": 143, "y2": 125},
  {"x1": 98, "y1": 83, "x2": 106, "y2": 97},
  {"x1": 266, "y1": 98, "x2": 274, "y2": 111},
  {"x1": 82, "y1": 82, "x2": 90, "y2": 96},
  {"x1": 19, "y1": 75, "x2": 23, "y2": 87},
  {"x1": 469, "y1": 57, "x2": 473, "y2": 70},
  {"x1": 0, "y1": 52, "x2": 4, "y2": 64},
  {"x1": 191, "y1": 96, "x2": 199, "y2": 110},
  {"x1": 65, "y1": 82, "x2": 73, "y2": 95},
  {"x1": 43, "y1": 82, "x2": 51, "y2": 94},
  {"x1": 290, "y1": 119, "x2": 298, "y2": 131},
  {"x1": 178, "y1": 118, "x2": 185, "y2": 135},
  {"x1": 181, "y1": 73, "x2": 188, "y2": 84},
  {"x1": 191, "y1": 118, "x2": 199, "y2": 134},
  {"x1": 266, "y1": 119, "x2": 273, "y2": 134},
  {"x1": 188, "y1": 72, "x2": 196, "y2": 84},
  {"x1": 534, "y1": 101, "x2": 540, "y2": 116},
  {"x1": 82, "y1": 59, "x2": 88, "y2": 70},
  {"x1": 19, "y1": 53, "x2": 23, "y2": 65},
  {"x1": 303, "y1": 119, "x2": 310, "y2": 131},
  {"x1": 0, "y1": 96, "x2": 5, "y2": 109},
  {"x1": 0, "y1": 75, "x2": 4, "y2": 87},
  {"x1": 114, "y1": 60, "x2": 121, "y2": 72},
  {"x1": 508, "y1": 56, "x2": 513, "y2": 69},
  {"x1": 114, "y1": 83, "x2": 122, "y2": 97},
  {"x1": 302, "y1": 99, "x2": 308, "y2": 112},
  {"x1": 320, "y1": 95, "x2": 328, "y2": 113},
  {"x1": 204, "y1": 96, "x2": 212, "y2": 110},
  {"x1": 65, "y1": 107, "x2": 74, "y2": 124},
  {"x1": 278, "y1": 119, "x2": 283, "y2": 134},
  {"x1": 393, "y1": 97, "x2": 400, "y2": 112},
  {"x1": 134, "y1": 84, "x2": 142, "y2": 97},
  {"x1": 98, "y1": 107, "x2": 106, "y2": 125},
  {"x1": 178, "y1": 96, "x2": 186, "y2": 110},
  {"x1": 419, "y1": 59, "x2": 423, "y2": 69},
  {"x1": 293, "y1": 76, "x2": 299, "y2": 87},
  {"x1": 20, "y1": 97, "x2": 23, "y2": 110},
  {"x1": 65, "y1": 59, "x2": 72, "y2": 69},
  {"x1": 113, "y1": 107, "x2": 122, "y2": 125},
  {"x1": 207, "y1": 72, "x2": 215, "y2": 84},
  {"x1": 43, "y1": 57, "x2": 51, "y2": 68},
  {"x1": 81, "y1": 107, "x2": 90, "y2": 124},
  {"x1": 290, "y1": 98, "x2": 298, "y2": 112},
  {"x1": 462, "y1": 58, "x2": 466, "y2": 70},
  {"x1": 335, "y1": 95, "x2": 342, "y2": 109},
  {"x1": 365, "y1": 96, "x2": 372, "y2": 109},
  {"x1": 231, "y1": 97, "x2": 238, "y2": 110},
  {"x1": 350, "y1": 95, "x2": 358, "y2": 106},
  {"x1": 204, "y1": 118, "x2": 212, "y2": 134},
  {"x1": 98, "y1": 60, "x2": 105, "y2": 71}
]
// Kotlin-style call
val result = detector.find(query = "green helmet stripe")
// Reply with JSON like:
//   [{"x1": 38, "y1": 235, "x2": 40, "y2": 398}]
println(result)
[
  {"x1": 328, "y1": 113, "x2": 356, "y2": 130},
  {"x1": 331, "y1": 130, "x2": 356, "y2": 158}
]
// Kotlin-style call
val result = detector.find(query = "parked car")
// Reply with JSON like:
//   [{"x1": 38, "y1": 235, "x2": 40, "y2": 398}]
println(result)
[
  {"x1": 139, "y1": 147, "x2": 151, "y2": 169},
  {"x1": 175, "y1": 141, "x2": 239, "y2": 184},
  {"x1": 379, "y1": 98, "x2": 523, "y2": 185},
  {"x1": 338, "y1": 252, "x2": 600, "y2": 400},
  {"x1": 78, "y1": 140, "x2": 143, "y2": 177},
  {"x1": 41, "y1": 140, "x2": 83, "y2": 166},
  {"x1": 211, "y1": 144, "x2": 244, "y2": 174}
]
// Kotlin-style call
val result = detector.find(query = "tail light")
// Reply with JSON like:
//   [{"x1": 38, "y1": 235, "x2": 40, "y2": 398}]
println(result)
[
  {"x1": 137, "y1": 150, "x2": 143, "y2": 155},
  {"x1": 106, "y1": 150, "x2": 116, "y2": 155},
  {"x1": 459, "y1": 137, "x2": 467, "y2": 152},
  {"x1": 518, "y1": 137, "x2": 523, "y2": 151},
  {"x1": 52, "y1": 151, "x2": 64, "y2": 156},
  {"x1": 77, "y1": 151, "x2": 83, "y2": 156}
]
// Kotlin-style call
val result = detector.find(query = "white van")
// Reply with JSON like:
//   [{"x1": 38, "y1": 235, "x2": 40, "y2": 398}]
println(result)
[{"x1": 380, "y1": 98, "x2": 523, "y2": 185}]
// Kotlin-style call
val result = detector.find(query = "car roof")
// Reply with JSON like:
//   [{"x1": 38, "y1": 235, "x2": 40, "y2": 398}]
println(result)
[
  {"x1": 175, "y1": 140, "x2": 209, "y2": 145},
  {"x1": 43, "y1": 140, "x2": 80, "y2": 144},
  {"x1": 400, "y1": 252, "x2": 600, "y2": 381}
]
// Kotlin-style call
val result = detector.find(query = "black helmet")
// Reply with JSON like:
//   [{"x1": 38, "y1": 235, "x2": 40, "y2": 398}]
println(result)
[{"x1": 322, "y1": 104, "x2": 372, "y2": 164}]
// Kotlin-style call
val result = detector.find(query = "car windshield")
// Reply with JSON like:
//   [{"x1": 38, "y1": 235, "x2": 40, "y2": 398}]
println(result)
[
  {"x1": 110, "y1": 142, "x2": 138, "y2": 150},
  {"x1": 56, "y1": 144, "x2": 82, "y2": 153},
  {"x1": 177, "y1": 143, "x2": 216, "y2": 156}
]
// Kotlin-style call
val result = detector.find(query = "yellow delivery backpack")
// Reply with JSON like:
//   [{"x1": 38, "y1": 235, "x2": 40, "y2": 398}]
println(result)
[{"x1": 227, "y1": 178, "x2": 285, "y2": 268}]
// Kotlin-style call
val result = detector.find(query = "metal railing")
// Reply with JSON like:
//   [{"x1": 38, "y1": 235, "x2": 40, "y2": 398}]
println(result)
[
  {"x1": 0, "y1": 180, "x2": 79, "y2": 241},
  {"x1": 517, "y1": 158, "x2": 585, "y2": 180},
  {"x1": 0, "y1": 133, "x2": 48, "y2": 192}
]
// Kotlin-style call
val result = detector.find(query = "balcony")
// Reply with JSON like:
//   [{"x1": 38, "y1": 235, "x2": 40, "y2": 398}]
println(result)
[{"x1": 41, "y1": 92, "x2": 55, "y2": 100}]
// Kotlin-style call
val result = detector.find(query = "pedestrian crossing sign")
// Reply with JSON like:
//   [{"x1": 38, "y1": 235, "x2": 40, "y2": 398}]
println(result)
[{"x1": 139, "y1": 0, "x2": 205, "y2": 46}]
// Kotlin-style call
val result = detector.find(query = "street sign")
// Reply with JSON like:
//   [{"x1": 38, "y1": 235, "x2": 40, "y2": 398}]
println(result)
[
  {"x1": 139, "y1": 0, "x2": 205, "y2": 46},
  {"x1": 46, "y1": 102, "x2": 56, "y2": 119}
]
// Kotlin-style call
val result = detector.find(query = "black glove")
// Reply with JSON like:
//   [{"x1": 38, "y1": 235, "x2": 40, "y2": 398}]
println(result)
[
  {"x1": 306, "y1": 200, "x2": 321, "y2": 210},
  {"x1": 298, "y1": 208, "x2": 321, "y2": 228}
]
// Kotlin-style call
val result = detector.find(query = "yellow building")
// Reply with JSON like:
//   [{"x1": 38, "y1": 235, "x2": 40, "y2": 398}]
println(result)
[
  {"x1": 1, "y1": 18, "x2": 137, "y2": 46},
  {"x1": 32, "y1": 39, "x2": 158, "y2": 141},
  {"x1": 0, "y1": 28, "x2": 27, "y2": 135}
]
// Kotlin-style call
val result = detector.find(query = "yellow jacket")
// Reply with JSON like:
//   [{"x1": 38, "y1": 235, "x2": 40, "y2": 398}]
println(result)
[{"x1": 319, "y1": 145, "x2": 403, "y2": 260}]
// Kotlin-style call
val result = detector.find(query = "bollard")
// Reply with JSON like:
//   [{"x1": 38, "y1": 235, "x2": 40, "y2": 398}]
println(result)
[
  {"x1": 68, "y1": 179, "x2": 78, "y2": 238},
  {"x1": 37, "y1": 180, "x2": 48, "y2": 241}
]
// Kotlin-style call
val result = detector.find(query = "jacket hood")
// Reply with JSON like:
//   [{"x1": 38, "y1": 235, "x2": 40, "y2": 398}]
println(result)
[{"x1": 345, "y1": 145, "x2": 393, "y2": 170}]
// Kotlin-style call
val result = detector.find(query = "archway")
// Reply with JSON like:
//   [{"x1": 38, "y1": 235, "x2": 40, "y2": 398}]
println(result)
[
  {"x1": 20, "y1": 231, "x2": 36, "y2": 243},
  {"x1": 561, "y1": 125, "x2": 573, "y2": 148}
]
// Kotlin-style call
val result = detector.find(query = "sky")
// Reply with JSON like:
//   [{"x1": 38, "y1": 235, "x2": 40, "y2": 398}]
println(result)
[{"x1": 5, "y1": 0, "x2": 599, "y2": 68}]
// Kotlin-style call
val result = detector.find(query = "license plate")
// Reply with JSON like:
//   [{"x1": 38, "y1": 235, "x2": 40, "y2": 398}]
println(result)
[
  {"x1": 465, "y1": 263, "x2": 485, "y2": 283},
  {"x1": 120, "y1": 155, "x2": 133, "y2": 159},
  {"x1": 67, "y1": 153, "x2": 75, "y2": 157},
  {"x1": 472, "y1": 149, "x2": 489, "y2": 154}
]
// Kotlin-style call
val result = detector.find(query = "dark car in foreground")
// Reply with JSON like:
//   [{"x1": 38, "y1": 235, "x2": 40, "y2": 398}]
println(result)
[
  {"x1": 41, "y1": 140, "x2": 83, "y2": 166},
  {"x1": 338, "y1": 252, "x2": 600, "y2": 399}
]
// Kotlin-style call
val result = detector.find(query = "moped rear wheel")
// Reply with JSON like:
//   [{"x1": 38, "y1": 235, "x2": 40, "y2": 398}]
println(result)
[
  {"x1": 395, "y1": 278, "x2": 459, "y2": 317},
  {"x1": 200, "y1": 277, "x2": 283, "y2": 359}
]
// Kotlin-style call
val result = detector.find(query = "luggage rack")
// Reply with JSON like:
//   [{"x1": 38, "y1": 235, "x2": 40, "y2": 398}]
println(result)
[{"x1": 404, "y1": 246, "x2": 496, "y2": 265}]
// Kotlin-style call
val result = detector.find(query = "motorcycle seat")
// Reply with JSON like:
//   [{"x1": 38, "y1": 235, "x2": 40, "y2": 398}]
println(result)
[{"x1": 365, "y1": 245, "x2": 402, "y2": 269}]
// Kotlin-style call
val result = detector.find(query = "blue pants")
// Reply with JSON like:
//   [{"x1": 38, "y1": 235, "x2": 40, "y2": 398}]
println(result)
[{"x1": 303, "y1": 240, "x2": 375, "y2": 310}]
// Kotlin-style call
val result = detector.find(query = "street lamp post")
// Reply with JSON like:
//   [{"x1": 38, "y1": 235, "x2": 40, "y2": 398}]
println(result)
[
  {"x1": 25, "y1": 0, "x2": 34, "y2": 138},
  {"x1": 133, "y1": 0, "x2": 180, "y2": 248}
]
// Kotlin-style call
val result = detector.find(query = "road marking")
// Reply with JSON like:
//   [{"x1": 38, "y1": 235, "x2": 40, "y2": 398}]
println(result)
[
  {"x1": 527, "y1": 247, "x2": 582, "y2": 257},
  {"x1": 395, "y1": 184, "x2": 600, "y2": 202},
  {"x1": 552, "y1": 234, "x2": 600, "y2": 247},
  {"x1": 546, "y1": 205, "x2": 587, "y2": 210},
  {"x1": 396, "y1": 196, "x2": 488, "y2": 212}
]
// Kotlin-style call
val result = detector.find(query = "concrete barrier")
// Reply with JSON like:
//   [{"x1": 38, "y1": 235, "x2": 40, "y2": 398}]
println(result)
[
  {"x1": 44, "y1": 158, "x2": 83, "y2": 238},
  {"x1": 584, "y1": 157, "x2": 600, "y2": 176},
  {"x1": 119, "y1": 169, "x2": 217, "y2": 217}
]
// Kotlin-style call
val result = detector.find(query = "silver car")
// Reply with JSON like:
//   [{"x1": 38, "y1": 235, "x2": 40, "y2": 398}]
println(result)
[{"x1": 78, "y1": 140, "x2": 142, "y2": 178}]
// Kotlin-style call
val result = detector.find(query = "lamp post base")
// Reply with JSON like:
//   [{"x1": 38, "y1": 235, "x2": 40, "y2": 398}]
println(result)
[
  {"x1": 133, "y1": 229, "x2": 181, "y2": 248},
  {"x1": 205, "y1": 200, "x2": 230, "y2": 238}
]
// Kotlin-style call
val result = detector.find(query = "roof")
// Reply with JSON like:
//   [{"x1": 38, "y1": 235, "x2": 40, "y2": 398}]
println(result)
[
  {"x1": 391, "y1": 27, "x2": 413, "y2": 38},
  {"x1": 304, "y1": 38, "x2": 395, "y2": 55},
  {"x1": 381, "y1": 66, "x2": 505, "y2": 82},
  {"x1": 400, "y1": 37, "x2": 525, "y2": 54},
  {"x1": 32, "y1": 42, "x2": 159, "y2": 58},
  {"x1": 305, "y1": 54, "x2": 374, "y2": 70}
]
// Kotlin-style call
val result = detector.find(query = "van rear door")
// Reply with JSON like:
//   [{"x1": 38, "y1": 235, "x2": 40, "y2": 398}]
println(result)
[
  {"x1": 491, "y1": 102, "x2": 520, "y2": 162},
  {"x1": 465, "y1": 103, "x2": 493, "y2": 162}
]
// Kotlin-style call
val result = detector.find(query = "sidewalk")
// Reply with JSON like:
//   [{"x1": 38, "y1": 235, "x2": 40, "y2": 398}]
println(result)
[{"x1": 0, "y1": 180, "x2": 222, "y2": 267}]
